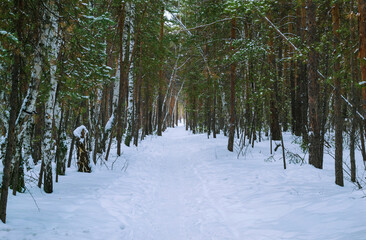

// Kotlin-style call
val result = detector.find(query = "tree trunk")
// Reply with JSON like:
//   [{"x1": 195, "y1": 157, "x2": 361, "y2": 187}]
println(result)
[
  {"x1": 332, "y1": 3, "x2": 344, "y2": 186},
  {"x1": 0, "y1": 42, "x2": 20, "y2": 223},
  {"x1": 359, "y1": 0, "x2": 366, "y2": 115},
  {"x1": 267, "y1": 12, "x2": 281, "y2": 141},
  {"x1": 32, "y1": 103, "x2": 44, "y2": 164},
  {"x1": 307, "y1": 0, "x2": 322, "y2": 169},
  {"x1": 134, "y1": 41, "x2": 142, "y2": 146},
  {"x1": 350, "y1": 0, "x2": 358, "y2": 182},
  {"x1": 67, "y1": 115, "x2": 80, "y2": 168},
  {"x1": 157, "y1": 7, "x2": 164, "y2": 136},
  {"x1": 116, "y1": 4, "x2": 126, "y2": 156},
  {"x1": 228, "y1": 18, "x2": 236, "y2": 152},
  {"x1": 42, "y1": 3, "x2": 60, "y2": 193},
  {"x1": 74, "y1": 127, "x2": 91, "y2": 173}
]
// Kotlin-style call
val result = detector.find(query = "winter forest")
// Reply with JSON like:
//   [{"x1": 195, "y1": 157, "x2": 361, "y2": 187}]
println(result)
[{"x1": 1, "y1": 0, "x2": 366, "y2": 239}]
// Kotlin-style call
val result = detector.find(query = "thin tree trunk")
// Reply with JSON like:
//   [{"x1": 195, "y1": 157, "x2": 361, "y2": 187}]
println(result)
[
  {"x1": 55, "y1": 108, "x2": 64, "y2": 183},
  {"x1": 212, "y1": 85, "x2": 217, "y2": 138},
  {"x1": 350, "y1": 0, "x2": 358, "y2": 182},
  {"x1": 134, "y1": 41, "x2": 143, "y2": 146},
  {"x1": 228, "y1": 18, "x2": 236, "y2": 152},
  {"x1": 32, "y1": 104, "x2": 44, "y2": 164},
  {"x1": 12, "y1": 144, "x2": 23, "y2": 195},
  {"x1": 157, "y1": 7, "x2": 164, "y2": 136},
  {"x1": 281, "y1": 127, "x2": 286, "y2": 170},
  {"x1": 332, "y1": 3, "x2": 344, "y2": 186},
  {"x1": 38, "y1": 159, "x2": 45, "y2": 189},
  {"x1": 68, "y1": 115, "x2": 79, "y2": 168},
  {"x1": 0, "y1": 52, "x2": 20, "y2": 223},
  {"x1": 116, "y1": 3, "x2": 126, "y2": 156}
]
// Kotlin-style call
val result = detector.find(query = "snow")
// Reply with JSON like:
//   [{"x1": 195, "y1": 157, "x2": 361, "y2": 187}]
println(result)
[
  {"x1": 73, "y1": 125, "x2": 89, "y2": 139},
  {"x1": 0, "y1": 30, "x2": 18, "y2": 42},
  {"x1": 1, "y1": 126, "x2": 366, "y2": 239},
  {"x1": 105, "y1": 114, "x2": 114, "y2": 132}
]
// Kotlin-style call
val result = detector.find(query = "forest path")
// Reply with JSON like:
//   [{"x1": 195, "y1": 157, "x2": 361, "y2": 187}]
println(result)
[
  {"x1": 2, "y1": 126, "x2": 366, "y2": 240},
  {"x1": 99, "y1": 126, "x2": 241, "y2": 240},
  {"x1": 97, "y1": 126, "x2": 366, "y2": 240}
]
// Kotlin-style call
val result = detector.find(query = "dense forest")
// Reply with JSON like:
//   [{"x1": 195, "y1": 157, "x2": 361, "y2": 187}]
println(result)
[{"x1": 0, "y1": 0, "x2": 366, "y2": 224}]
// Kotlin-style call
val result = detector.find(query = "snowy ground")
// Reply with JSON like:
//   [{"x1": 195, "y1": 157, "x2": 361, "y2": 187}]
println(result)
[{"x1": 1, "y1": 126, "x2": 366, "y2": 240}]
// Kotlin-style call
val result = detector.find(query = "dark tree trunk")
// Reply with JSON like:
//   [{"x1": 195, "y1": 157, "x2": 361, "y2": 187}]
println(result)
[
  {"x1": 359, "y1": 0, "x2": 366, "y2": 115},
  {"x1": 31, "y1": 103, "x2": 44, "y2": 164},
  {"x1": 143, "y1": 83, "x2": 150, "y2": 138},
  {"x1": 307, "y1": 0, "x2": 322, "y2": 169},
  {"x1": 212, "y1": 86, "x2": 217, "y2": 138},
  {"x1": 92, "y1": 112, "x2": 101, "y2": 165},
  {"x1": 43, "y1": 158, "x2": 53, "y2": 194},
  {"x1": 0, "y1": 0, "x2": 23, "y2": 220},
  {"x1": 300, "y1": 2, "x2": 308, "y2": 142},
  {"x1": 358, "y1": 0, "x2": 366, "y2": 168},
  {"x1": 332, "y1": 3, "x2": 344, "y2": 186},
  {"x1": 116, "y1": 4, "x2": 126, "y2": 156},
  {"x1": 134, "y1": 41, "x2": 143, "y2": 146},
  {"x1": 228, "y1": 18, "x2": 236, "y2": 152},
  {"x1": 56, "y1": 107, "x2": 65, "y2": 182},
  {"x1": 350, "y1": 0, "x2": 358, "y2": 182},
  {"x1": 157, "y1": 7, "x2": 164, "y2": 136},
  {"x1": 11, "y1": 147, "x2": 22, "y2": 196},
  {"x1": 267, "y1": 13, "x2": 281, "y2": 141},
  {"x1": 75, "y1": 128, "x2": 91, "y2": 173},
  {"x1": 185, "y1": 110, "x2": 189, "y2": 131}
]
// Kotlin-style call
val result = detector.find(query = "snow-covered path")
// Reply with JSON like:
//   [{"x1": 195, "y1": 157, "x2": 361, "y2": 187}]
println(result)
[
  {"x1": 2, "y1": 126, "x2": 366, "y2": 240},
  {"x1": 100, "y1": 127, "x2": 242, "y2": 240}
]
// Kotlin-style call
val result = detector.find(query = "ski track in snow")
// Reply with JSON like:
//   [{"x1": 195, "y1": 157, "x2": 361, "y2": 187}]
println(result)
[{"x1": 1, "y1": 126, "x2": 366, "y2": 240}]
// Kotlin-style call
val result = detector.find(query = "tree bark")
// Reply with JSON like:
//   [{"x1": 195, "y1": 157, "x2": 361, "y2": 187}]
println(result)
[
  {"x1": 332, "y1": 3, "x2": 344, "y2": 186},
  {"x1": 228, "y1": 18, "x2": 236, "y2": 152},
  {"x1": 266, "y1": 11, "x2": 281, "y2": 141},
  {"x1": 116, "y1": 3, "x2": 126, "y2": 156},
  {"x1": 157, "y1": 7, "x2": 164, "y2": 136},
  {"x1": 359, "y1": 0, "x2": 366, "y2": 115},
  {"x1": 75, "y1": 128, "x2": 91, "y2": 173},
  {"x1": 350, "y1": 0, "x2": 358, "y2": 182},
  {"x1": 42, "y1": 2, "x2": 60, "y2": 193},
  {"x1": 0, "y1": 41, "x2": 20, "y2": 224},
  {"x1": 307, "y1": 0, "x2": 322, "y2": 169}
]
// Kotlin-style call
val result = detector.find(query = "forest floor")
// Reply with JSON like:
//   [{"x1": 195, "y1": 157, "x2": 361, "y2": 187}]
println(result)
[{"x1": 1, "y1": 125, "x2": 366, "y2": 240}]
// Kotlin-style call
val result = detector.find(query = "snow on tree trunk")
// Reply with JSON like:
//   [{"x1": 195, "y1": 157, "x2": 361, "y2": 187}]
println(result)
[
  {"x1": 74, "y1": 125, "x2": 91, "y2": 173},
  {"x1": 113, "y1": 61, "x2": 120, "y2": 112},
  {"x1": 42, "y1": 2, "x2": 61, "y2": 194},
  {"x1": 116, "y1": 3, "x2": 127, "y2": 156},
  {"x1": 0, "y1": 93, "x2": 8, "y2": 137},
  {"x1": 125, "y1": 2, "x2": 135, "y2": 147}
]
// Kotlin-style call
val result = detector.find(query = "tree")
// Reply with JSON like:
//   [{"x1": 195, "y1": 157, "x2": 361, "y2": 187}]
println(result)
[
  {"x1": 359, "y1": 0, "x2": 366, "y2": 114},
  {"x1": 157, "y1": 6, "x2": 165, "y2": 137},
  {"x1": 307, "y1": 0, "x2": 323, "y2": 169},
  {"x1": 332, "y1": 2, "x2": 343, "y2": 186},
  {"x1": 227, "y1": 18, "x2": 236, "y2": 152}
]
